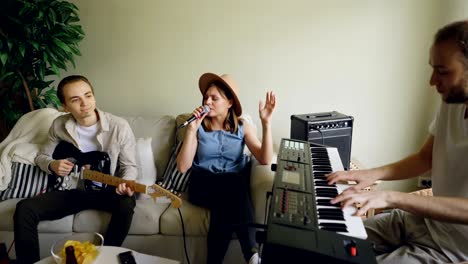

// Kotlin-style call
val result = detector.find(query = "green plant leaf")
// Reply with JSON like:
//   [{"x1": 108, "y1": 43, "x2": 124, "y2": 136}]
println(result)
[
  {"x1": 0, "y1": 72, "x2": 14, "y2": 81},
  {"x1": 52, "y1": 38, "x2": 72, "y2": 53},
  {"x1": 51, "y1": 63, "x2": 59, "y2": 75},
  {"x1": 69, "y1": 45, "x2": 81, "y2": 56},
  {"x1": 37, "y1": 64, "x2": 45, "y2": 80},
  {"x1": 69, "y1": 16, "x2": 80, "y2": 23},
  {"x1": 19, "y1": 43, "x2": 25, "y2": 58},
  {"x1": 70, "y1": 25, "x2": 85, "y2": 36},
  {"x1": 31, "y1": 42, "x2": 40, "y2": 50},
  {"x1": 48, "y1": 9, "x2": 56, "y2": 24},
  {"x1": 37, "y1": 99, "x2": 46, "y2": 108},
  {"x1": 44, "y1": 80, "x2": 55, "y2": 87},
  {"x1": 69, "y1": 57, "x2": 76, "y2": 68},
  {"x1": 45, "y1": 68, "x2": 55, "y2": 76},
  {"x1": 0, "y1": 54, "x2": 7, "y2": 66}
]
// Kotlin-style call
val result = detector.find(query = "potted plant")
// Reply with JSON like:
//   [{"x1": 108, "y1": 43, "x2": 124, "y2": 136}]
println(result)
[{"x1": 0, "y1": 0, "x2": 85, "y2": 141}]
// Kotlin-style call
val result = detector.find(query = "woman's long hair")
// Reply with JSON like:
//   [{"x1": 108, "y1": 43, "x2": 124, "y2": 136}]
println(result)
[{"x1": 202, "y1": 82, "x2": 242, "y2": 133}]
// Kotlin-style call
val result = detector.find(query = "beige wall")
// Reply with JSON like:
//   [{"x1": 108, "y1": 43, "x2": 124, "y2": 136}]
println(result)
[{"x1": 63, "y1": 0, "x2": 463, "y2": 191}]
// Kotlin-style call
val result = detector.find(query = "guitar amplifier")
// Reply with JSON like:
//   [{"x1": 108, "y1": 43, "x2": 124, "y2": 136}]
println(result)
[{"x1": 290, "y1": 111, "x2": 353, "y2": 170}]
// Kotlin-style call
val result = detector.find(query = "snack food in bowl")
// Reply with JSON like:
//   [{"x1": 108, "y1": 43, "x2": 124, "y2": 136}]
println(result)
[{"x1": 51, "y1": 232, "x2": 103, "y2": 264}]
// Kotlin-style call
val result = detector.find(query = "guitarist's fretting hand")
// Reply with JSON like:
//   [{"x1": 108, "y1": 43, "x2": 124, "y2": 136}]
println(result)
[
  {"x1": 116, "y1": 183, "x2": 134, "y2": 197},
  {"x1": 82, "y1": 164, "x2": 134, "y2": 196},
  {"x1": 49, "y1": 159, "x2": 75, "y2": 177}
]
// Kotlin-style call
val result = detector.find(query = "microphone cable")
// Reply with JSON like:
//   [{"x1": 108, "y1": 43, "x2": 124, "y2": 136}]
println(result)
[
  {"x1": 157, "y1": 123, "x2": 191, "y2": 264},
  {"x1": 174, "y1": 125, "x2": 191, "y2": 264},
  {"x1": 178, "y1": 207, "x2": 191, "y2": 264},
  {"x1": 258, "y1": 191, "x2": 272, "y2": 257}
]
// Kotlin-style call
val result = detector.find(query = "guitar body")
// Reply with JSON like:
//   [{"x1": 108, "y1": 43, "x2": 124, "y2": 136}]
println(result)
[{"x1": 52, "y1": 141, "x2": 111, "y2": 192}]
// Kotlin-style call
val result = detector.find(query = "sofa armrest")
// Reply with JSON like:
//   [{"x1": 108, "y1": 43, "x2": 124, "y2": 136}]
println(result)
[{"x1": 250, "y1": 155, "x2": 277, "y2": 225}]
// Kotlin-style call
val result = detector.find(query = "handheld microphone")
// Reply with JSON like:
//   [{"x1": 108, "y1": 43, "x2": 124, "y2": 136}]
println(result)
[{"x1": 178, "y1": 105, "x2": 210, "y2": 128}]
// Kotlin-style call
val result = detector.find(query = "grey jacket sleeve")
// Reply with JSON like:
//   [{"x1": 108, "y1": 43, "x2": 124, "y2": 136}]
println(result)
[{"x1": 34, "y1": 121, "x2": 60, "y2": 174}]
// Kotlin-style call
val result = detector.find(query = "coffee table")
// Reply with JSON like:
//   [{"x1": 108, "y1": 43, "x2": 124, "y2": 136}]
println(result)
[{"x1": 35, "y1": 246, "x2": 180, "y2": 264}]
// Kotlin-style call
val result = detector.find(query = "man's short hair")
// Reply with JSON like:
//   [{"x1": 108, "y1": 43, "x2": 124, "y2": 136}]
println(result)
[
  {"x1": 57, "y1": 75, "x2": 94, "y2": 104},
  {"x1": 434, "y1": 20, "x2": 468, "y2": 63}
]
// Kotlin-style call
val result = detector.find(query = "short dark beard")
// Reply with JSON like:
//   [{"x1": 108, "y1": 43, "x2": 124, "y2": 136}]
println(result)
[{"x1": 444, "y1": 71, "x2": 468, "y2": 103}]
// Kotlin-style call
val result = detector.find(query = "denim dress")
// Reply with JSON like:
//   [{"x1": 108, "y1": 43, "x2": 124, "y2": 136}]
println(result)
[{"x1": 192, "y1": 124, "x2": 248, "y2": 174}]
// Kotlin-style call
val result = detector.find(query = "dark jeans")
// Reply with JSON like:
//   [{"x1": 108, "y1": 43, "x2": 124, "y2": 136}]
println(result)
[
  {"x1": 13, "y1": 188, "x2": 136, "y2": 264},
  {"x1": 188, "y1": 166, "x2": 257, "y2": 264}
]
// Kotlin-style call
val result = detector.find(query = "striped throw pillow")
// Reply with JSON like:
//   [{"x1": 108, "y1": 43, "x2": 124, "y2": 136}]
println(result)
[
  {"x1": 160, "y1": 141, "x2": 191, "y2": 193},
  {"x1": 0, "y1": 162, "x2": 51, "y2": 200}
]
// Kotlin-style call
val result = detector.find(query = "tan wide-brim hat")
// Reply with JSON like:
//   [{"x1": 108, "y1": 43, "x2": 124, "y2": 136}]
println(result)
[{"x1": 199, "y1": 73, "x2": 242, "y2": 116}]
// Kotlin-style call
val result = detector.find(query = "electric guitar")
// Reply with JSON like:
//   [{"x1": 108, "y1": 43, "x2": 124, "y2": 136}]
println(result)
[{"x1": 51, "y1": 141, "x2": 182, "y2": 208}]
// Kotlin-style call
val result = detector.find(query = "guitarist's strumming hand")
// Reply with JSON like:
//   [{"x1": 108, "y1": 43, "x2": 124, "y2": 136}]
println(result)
[
  {"x1": 116, "y1": 183, "x2": 134, "y2": 197},
  {"x1": 49, "y1": 159, "x2": 74, "y2": 177}
]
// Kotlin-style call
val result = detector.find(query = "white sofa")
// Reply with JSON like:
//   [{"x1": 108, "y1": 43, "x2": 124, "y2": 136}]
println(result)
[{"x1": 0, "y1": 109, "x2": 276, "y2": 263}]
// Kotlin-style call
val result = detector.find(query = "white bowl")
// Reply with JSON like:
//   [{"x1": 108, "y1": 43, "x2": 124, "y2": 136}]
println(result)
[{"x1": 50, "y1": 232, "x2": 103, "y2": 264}]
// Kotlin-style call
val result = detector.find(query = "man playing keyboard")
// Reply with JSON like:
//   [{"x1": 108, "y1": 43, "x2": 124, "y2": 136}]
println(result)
[{"x1": 328, "y1": 20, "x2": 468, "y2": 264}]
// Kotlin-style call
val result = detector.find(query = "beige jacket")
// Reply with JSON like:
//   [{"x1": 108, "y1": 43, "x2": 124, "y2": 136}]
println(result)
[{"x1": 35, "y1": 109, "x2": 137, "y2": 180}]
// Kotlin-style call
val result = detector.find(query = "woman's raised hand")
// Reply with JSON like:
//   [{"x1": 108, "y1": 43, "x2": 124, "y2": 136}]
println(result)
[{"x1": 259, "y1": 91, "x2": 276, "y2": 124}]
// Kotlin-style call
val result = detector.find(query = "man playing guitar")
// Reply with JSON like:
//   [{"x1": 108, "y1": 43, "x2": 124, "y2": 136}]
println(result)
[{"x1": 13, "y1": 75, "x2": 138, "y2": 264}]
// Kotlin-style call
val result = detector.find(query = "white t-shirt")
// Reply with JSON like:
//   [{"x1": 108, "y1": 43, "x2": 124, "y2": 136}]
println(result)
[
  {"x1": 426, "y1": 102, "x2": 468, "y2": 261},
  {"x1": 76, "y1": 123, "x2": 100, "y2": 152},
  {"x1": 76, "y1": 123, "x2": 102, "y2": 186}
]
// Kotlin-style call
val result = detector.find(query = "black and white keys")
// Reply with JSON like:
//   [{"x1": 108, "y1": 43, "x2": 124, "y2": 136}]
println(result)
[{"x1": 310, "y1": 146, "x2": 368, "y2": 240}]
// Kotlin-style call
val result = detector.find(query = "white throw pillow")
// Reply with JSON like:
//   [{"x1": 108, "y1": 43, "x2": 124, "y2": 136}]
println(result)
[{"x1": 135, "y1": 137, "x2": 157, "y2": 200}]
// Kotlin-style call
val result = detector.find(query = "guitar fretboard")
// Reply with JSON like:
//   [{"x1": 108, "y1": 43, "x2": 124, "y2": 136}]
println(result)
[{"x1": 83, "y1": 170, "x2": 147, "y2": 194}]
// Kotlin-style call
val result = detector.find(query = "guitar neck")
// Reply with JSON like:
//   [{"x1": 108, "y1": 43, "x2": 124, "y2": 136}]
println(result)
[
  {"x1": 82, "y1": 170, "x2": 147, "y2": 194},
  {"x1": 82, "y1": 169, "x2": 183, "y2": 208}
]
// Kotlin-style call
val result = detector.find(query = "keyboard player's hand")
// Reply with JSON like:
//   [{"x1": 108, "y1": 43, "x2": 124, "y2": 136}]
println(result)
[
  {"x1": 326, "y1": 169, "x2": 378, "y2": 192},
  {"x1": 330, "y1": 189, "x2": 399, "y2": 216}
]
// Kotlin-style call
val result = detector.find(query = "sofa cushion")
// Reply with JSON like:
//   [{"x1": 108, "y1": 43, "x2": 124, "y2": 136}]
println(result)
[
  {"x1": 73, "y1": 199, "x2": 168, "y2": 235},
  {"x1": 0, "y1": 162, "x2": 52, "y2": 200},
  {"x1": 175, "y1": 113, "x2": 191, "y2": 142},
  {"x1": 0, "y1": 198, "x2": 73, "y2": 232},
  {"x1": 122, "y1": 115, "x2": 175, "y2": 180},
  {"x1": 160, "y1": 199, "x2": 210, "y2": 236}
]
